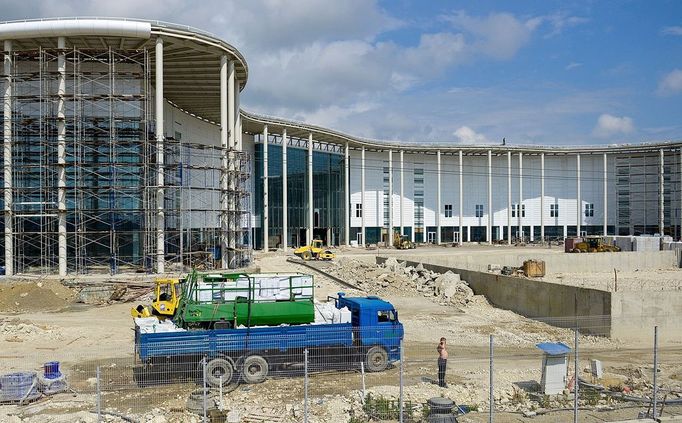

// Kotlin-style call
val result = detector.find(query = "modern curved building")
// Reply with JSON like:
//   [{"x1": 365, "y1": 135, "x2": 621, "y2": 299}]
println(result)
[{"x1": 1, "y1": 18, "x2": 680, "y2": 276}]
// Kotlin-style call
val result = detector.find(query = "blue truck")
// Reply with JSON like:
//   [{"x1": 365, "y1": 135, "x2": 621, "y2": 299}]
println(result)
[{"x1": 134, "y1": 293, "x2": 404, "y2": 387}]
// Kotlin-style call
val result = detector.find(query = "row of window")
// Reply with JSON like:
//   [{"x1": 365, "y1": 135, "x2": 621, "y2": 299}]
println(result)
[{"x1": 354, "y1": 202, "x2": 596, "y2": 218}]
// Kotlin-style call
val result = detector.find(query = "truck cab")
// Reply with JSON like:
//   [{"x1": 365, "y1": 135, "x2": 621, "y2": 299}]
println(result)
[{"x1": 335, "y1": 293, "x2": 403, "y2": 365}]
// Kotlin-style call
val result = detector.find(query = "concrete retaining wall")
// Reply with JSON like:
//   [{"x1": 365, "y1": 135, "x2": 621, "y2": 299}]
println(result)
[
  {"x1": 377, "y1": 255, "x2": 682, "y2": 343},
  {"x1": 389, "y1": 250, "x2": 678, "y2": 274}
]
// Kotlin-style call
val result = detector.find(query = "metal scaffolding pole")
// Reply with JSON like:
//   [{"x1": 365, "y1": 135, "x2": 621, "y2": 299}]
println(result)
[
  {"x1": 263, "y1": 125, "x2": 269, "y2": 251},
  {"x1": 282, "y1": 129, "x2": 288, "y2": 251},
  {"x1": 155, "y1": 37, "x2": 165, "y2": 274},
  {"x1": 308, "y1": 133, "x2": 313, "y2": 245},
  {"x1": 56, "y1": 37, "x2": 67, "y2": 276},
  {"x1": 3, "y1": 40, "x2": 13, "y2": 276},
  {"x1": 344, "y1": 142, "x2": 349, "y2": 246}
]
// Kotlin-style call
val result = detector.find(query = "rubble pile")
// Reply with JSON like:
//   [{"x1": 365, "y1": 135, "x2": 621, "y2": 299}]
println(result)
[{"x1": 327, "y1": 258, "x2": 475, "y2": 306}]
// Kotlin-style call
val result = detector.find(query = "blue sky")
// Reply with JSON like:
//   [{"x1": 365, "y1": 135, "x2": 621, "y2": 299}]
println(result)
[{"x1": 1, "y1": 0, "x2": 681, "y2": 145}]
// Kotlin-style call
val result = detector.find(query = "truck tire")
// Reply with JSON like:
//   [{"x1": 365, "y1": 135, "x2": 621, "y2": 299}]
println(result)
[
  {"x1": 205, "y1": 358, "x2": 234, "y2": 388},
  {"x1": 242, "y1": 355, "x2": 269, "y2": 384},
  {"x1": 302, "y1": 251, "x2": 312, "y2": 260},
  {"x1": 365, "y1": 346, "x2": 389, "y2": 372}
]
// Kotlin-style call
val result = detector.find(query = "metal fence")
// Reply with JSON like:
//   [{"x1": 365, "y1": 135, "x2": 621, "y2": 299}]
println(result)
[{"x1": 1, "y1": 323, "x2": 681, "y2": 422}]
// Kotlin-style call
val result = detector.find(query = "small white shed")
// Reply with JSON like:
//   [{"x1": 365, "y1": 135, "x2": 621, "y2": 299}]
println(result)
[{"x1": 536, "y1": 342, "x2": 572, "y2": 395}]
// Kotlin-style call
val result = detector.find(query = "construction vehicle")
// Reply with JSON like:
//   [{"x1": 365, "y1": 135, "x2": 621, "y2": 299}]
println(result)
[
  {"x1": 130, "y1": 278, "x2": 182, "y2": 319},
  {"x1": 132, "y1": 270, "x2": 316, "y2": 329},
  {"x1": 134, "y1": 292, "x2": 403, "y2": 387},
  {"x1": 293, "y1": 239, "x2": 335, "y2": 260},
  {"x1": 393, "y1": 233, "x2": 415, "y2": 249},
  {"x1": 568, "y1": 236, "x2": 621, "y2": 253}
]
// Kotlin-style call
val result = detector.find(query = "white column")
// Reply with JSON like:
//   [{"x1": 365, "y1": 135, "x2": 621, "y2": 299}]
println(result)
[
  {"x1": 487, "y1": 150, "x2": 492, "y2": 243},
  {"x1": 3, "y1": 40, "x2": 13, "y2": 275},
  {"x1": 603, "y1": 153, "x2": 608, "y2": 236},
  {"x1": 344, "y1": 142, "x2": 350, "y2": 246},
  {"x1": 458, "y1": 150, "x2": 463, "y2": 244},
  {"x1": 518, "y1": 152, "x2": 523, "y2": 241},
  {"x1": 307, "y1": 133, "x2": 314, "y2": 244},
  {"x1": 361, "y1": 147, "x2": 365, "y2": 245},
  {"x1": 235, "y1": 80, "x2": 241, "y2": 150},
  {"x1": 155, "y1": 37, "x2": 165, "y2": 273},
  {"x1": 282, "y1": 129, "x2": 288, "y2": 251},
  {"x1": 262, "y1": 125, "x2": 269, "y2": 251},
  {"x1": 507, "y1": 151, "x2": 512, "y2": 245},
  {"x1": 541, "y1": 153, "x2": 545, "y2": 242},
  {"x1": 388, "y1": 149, "x2": 393, "y2": 242},
  {"x1": 399, "y1": 150, "x2": 404, "y2": 237},
  {"x1": 658, "y1": 149, "x2": 665, "y2": 235},
  {"x1": 436, "y1": 150, "x2": 441, "y2": 244},
  {"x1": 57, "y1": 37, "x2": 67, "y2": 276},
  {"x1": 219, "y1": 55, "x2": 229, "y2": 268},
  {"x1": 227, "y1": 60, "x2": 235, "y2": 149},
  {"x1": 576, "y1": 154, "x2": 581, "y2": 236}
]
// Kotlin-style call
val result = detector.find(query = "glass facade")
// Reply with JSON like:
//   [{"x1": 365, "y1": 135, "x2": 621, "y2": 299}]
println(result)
[{"x1": 253, "y1": 136, "x2": 345, "y2": 249}]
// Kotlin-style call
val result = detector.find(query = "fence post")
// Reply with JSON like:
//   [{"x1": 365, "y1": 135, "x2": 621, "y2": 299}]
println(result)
[
  {"x1": 96, "y1": 366, "x2": 101, "y2": 423},
  {"x1": 653, "y1": 325, "x2": 658, "y2": 419},
  {"x1": 202, "y1": 357, "x2": 207, "y2": 423},
  {"x1": 573, "y1": 327, "x2": 579, "y2": 423},
  {"x1": 489, "y1": 334, "x2": 494, "y2": 423},
  {"x1": 304, "y1": 348, "x2": 309, "y2": 423},
  {"x1": 360, "y1": 361, "x2": 366, "y2": 403},
  {"x1": 399, "y1": 337, "x2": 404, "y2": 423},
  {"x1": 219, "y1": 375, "x2": 224, "y2": 411}
]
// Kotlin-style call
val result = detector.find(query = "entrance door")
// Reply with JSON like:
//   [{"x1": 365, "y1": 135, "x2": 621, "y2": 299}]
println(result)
[
  {"x1": 427, "y1": 231, "x2": 436, "y2": 244},
  {"x1": 453, "y1": 231, "x2": 460, "y2": 244},
  {"x1": 357, "y1": 232, "x2": 363, "y2": 245}
]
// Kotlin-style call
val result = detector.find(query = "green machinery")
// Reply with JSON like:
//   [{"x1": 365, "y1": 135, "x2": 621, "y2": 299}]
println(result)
[{"x1": 173, "y1": 270, "x2": 315, "y2": 329}]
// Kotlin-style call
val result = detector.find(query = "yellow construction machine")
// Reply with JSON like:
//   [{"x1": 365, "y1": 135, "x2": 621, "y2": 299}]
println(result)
[
  {"x1": 293, "y1": 239, "x2": 335, "y2": 261},
  {"x1": 570, "y1": 236, "x2": 621, "y2": 253},
  {"x1": 393, "y1": 233, "x2": 415, "y2": 250},
  {"x1": 130, "y1": 278, "x2": 182, "y2": 318}
]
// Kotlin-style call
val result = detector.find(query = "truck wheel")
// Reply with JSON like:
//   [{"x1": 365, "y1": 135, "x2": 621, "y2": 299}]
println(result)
[
  {"x1": 242, "y1": 355, "x2": 269, "y2": 384},
  {"x1": 302, "y1": 251, "x2": 312, "y2": 260},
  {"x1": 365, "y1": 346, "x2": 389, "y2": 372},
  {"x1": 205, "y1": 358, "x2": 234, "y2": 388}
]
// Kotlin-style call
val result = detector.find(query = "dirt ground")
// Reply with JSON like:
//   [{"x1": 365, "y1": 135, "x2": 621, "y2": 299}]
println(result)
[{"x1": 0, "y1": 246, "x2": 681, "y2": 422}]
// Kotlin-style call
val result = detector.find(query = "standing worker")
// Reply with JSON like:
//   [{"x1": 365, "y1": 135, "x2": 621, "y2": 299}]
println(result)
[{"x1": 437, "y1": 337, "x2": 448, "y2": 388}]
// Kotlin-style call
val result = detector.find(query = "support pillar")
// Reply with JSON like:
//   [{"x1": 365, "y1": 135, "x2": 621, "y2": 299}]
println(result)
[
  {"x1": 282, "y1": 129, "x2": 288, "y2": 251},
  {"x1": 603, "y1": 153, "x2": 608, "y2": 236},
  {"x1": 399, "y1": 150, "x2": 404, "y2": 237},
  {"x1": 344, "y1": 142, "x2": 350, "y2": 246},
  {"x1": 576, "y1": 154, "x2": 581, "y2": 236},
  {"x1": 228, "y1": 61, "x2": 235, "y2": 149},
  {"x1": 3, "y1": 40, "x2": 13, "y2": 276},
  {"x1": 307, "y1": 133, "x2": 313, "y2": 245},
  {"x1": 263, "y1": 125, "x2": 269, "y2": 251},
  {"x1": 57, "y1": 37, "x2": 67, "y2": 276},
  {"x1": 235, "y1": 80, "x2": 241, "y2": 150},
  {"x1": 155, "y1": 37, "x2": 165, "y2": 273},
  {"x1": 507, "y1": 151, "x2": 512, "y2": 245},
  {"x1": 388, "y1": 150, "x2": 393, "y2": 243},
  {"x1": 361, "y1": 147, "x2": 365, "y2": 246},
  {"x1": 437, "y1": 150, "x2": 441, "y2": 244},
  {"x1": 658, "y1": 149, "x2": 665, "y2": 236},
  {"x1": 541, "y1": 153, "x2": 545, "y2": 242},
  {"x1": 219, "y1": 55, "x2": 229, "y2": 268},
  {"x1": 518, "y1": 153, "x2": 523, "y2": 241},
  {"x1": 458, "y1": 150, "x2": 463, "y2": 244},
  {"x1": 487, "y1": 150, "x2": 492, "y2": 243}
]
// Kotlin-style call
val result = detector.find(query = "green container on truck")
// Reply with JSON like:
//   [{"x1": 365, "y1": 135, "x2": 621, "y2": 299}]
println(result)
[{"x1": 174, "y1": 270, "x2": 315, "y2": 329}]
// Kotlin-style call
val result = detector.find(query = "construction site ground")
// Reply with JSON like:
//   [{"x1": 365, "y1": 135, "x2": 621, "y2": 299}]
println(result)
[{"x1": 0, "y1": 244, "x2": 681, "y2": 422}]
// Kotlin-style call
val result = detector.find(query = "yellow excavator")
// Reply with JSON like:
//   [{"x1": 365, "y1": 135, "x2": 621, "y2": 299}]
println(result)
[
  {"x1": 130, "y1": 278, "x2": 182, "y2": 318},
  {"x1": 293, "y1": 239, "x2": 335, "y2": 261},
  {"x1": 571, "y1": 236, "x2": 621, "y2": 253},
  {"x1": 393, "y1": 233, "x2": 415, "y2": 249}
]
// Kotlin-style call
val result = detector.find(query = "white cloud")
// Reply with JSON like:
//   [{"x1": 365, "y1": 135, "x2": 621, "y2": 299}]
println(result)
[
  {"x1": 661, "y1": 26, "x2": 682, "y2": 36},
  {"x1": 541, "y1": 12, "x2": 589, "y2": 38},
  {"x1": 453, "y1": 126, "x2": 490, "y2": 144},
  {"x1": 565, "y1": 62, "x2": 582, "y2": 70},
  {"x1": 592, "y1": 114, "x2": 635, "y2": 138},
  {"x1": 443, "y1": 11, "x2": 537, "y2": 59},
  {"x1": 657, "y1": 69, "x2": 682, "y2": 96}
]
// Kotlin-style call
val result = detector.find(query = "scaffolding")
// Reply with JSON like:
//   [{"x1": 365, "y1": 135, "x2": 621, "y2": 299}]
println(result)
[{"x1": 0, "y1": 45, "x2": 251, "y2": 275}]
